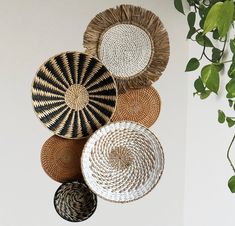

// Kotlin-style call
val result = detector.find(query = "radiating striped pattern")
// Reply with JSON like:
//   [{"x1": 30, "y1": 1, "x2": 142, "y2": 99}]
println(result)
[
  {"x1": 32, "y1": 52, "x2": 117, "y2": 139},
  {"x1": 54, "y1": 181, "x2": 97, "y2": 222}
]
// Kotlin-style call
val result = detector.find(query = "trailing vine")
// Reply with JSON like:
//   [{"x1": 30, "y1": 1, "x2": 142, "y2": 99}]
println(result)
[{"x1": 174, "y1": 0, "x2": 235, "y2": 192}]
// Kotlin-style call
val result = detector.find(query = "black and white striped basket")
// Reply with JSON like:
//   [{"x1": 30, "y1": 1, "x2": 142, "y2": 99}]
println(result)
[{"x1": 32, "y1": 51, "x2": 117, "y2": 139}]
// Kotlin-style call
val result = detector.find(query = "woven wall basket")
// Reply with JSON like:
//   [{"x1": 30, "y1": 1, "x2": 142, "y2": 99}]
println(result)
[
  {"x1": 83, "y1": 4, "x2": 170, "y2": 92},
  {"x1": 81, "y1": 121, "x2": 164, "y2": 203},
  {"x1": 111, "y1": 86, "x2": 161, "y2": 127},
  {"x1": 54, "y1": 181, "x2": 97, "y2": 222},
  {"x1": 41, "y1": 135, "x2": 87, "y2": 183},
  {"x1": 32, "y1": 51, "x2": 117, "y2": 139}
]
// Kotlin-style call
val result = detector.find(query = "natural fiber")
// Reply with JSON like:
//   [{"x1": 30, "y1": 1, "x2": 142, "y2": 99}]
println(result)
[
  {"x1": 83, "y1": 4, "x2": 170, "y2": 92},
  {"x1": 41, "y1": 135, "x2": 87, "y2": 183},
  {"x1": 32, "y1": 51, "x2": 117, "y2": 139},
  {"x1": 54, "y1": 181, "x2": 97, "y2": 222},
  {"x1": 111, "y1": 86, "x2": 161, "y2": 127},
  {"x1": 81, "y1": 121, "x2": 164, "y2": 203}
]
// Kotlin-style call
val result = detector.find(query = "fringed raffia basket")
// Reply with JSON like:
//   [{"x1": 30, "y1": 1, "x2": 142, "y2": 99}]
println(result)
[
  {"x1": 111, "y1": 86, "x2": 161, "y2": 127},
  {"x1": 41, "y1": 135, "x2": 87, "y2": 183},
  {"x1": 54, "y1": 181, "x2": 97, "y2": 222},
  {"x1": 32, "y1": 51, "x2": 117, "y2": 139},
  {"x1": 81, "y1": 121, "x2": 164, "y2": 203},
  {"x1": 83, "y1": 4, "x2": 170, "y2": 92}
]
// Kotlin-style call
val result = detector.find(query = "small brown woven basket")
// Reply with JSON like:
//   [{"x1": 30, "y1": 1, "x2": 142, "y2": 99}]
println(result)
[
  {"x1": 41, "y1": 135, "x2": 87, "y2": 183},
  {"x1": 54, "y1": 181, "x2": 97, "y2": 222},
  {"x1": 111, "y1": 86, "x2": 161, "y2": 127},
  {"x1": 84, "y1": 4, "x2": 170, "y2": 92}
]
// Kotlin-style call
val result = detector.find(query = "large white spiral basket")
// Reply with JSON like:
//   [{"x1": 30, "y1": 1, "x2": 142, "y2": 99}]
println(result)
[{"x1": 81, "y1": 121, "x2": 164, "y2": 203}]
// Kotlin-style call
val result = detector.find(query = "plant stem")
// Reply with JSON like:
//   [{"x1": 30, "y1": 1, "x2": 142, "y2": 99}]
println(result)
[
  {"x1": 227, "y1": 134, "x2": 235, "y2": 174},
  {"x1": 219, "y1": 35, "x2": 227, "y2": 60}
]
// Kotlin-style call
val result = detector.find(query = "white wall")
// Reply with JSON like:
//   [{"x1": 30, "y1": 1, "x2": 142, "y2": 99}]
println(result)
[
  {"x1": 184, "y1": 36, "x2": 235, "y2": 225},
  {"x1": 0, "y1": 1, "x2": 188, "y2": 226}
]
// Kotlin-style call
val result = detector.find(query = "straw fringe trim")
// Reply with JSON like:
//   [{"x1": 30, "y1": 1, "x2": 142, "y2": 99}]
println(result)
[{"x1": 83, "y1": 4, "x2": 170, "y2": 93}]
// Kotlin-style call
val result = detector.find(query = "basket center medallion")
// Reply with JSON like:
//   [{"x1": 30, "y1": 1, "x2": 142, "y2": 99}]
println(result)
[{"x1": 65, "y1": 84, "x2": 89, "y2": 111}]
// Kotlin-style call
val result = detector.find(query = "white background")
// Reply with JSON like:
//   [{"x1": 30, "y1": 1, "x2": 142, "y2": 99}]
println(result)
[{"x1": 1, "y1": 1, "x2": 233, "y2": 226}]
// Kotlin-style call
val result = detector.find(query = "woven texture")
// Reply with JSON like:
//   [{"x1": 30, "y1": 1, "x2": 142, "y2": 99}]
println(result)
[
  {"x1": 32, "y1": 51, "x2": 117, "y2": 139},
  {"x1": 81, "y1": 121, "x2": 164, "y2": 203},
  {"x1": 83, "y1": 4, "x2": 170, "y2": 92},
  {"x1": 54, "y1": 181, "x2": 97, "y2": 222},
  {"x1": 99, "y1": 24, "x2": 152, "y2": 78},
  {"x1": 111, "y1": 86, "x2": 161, "y2": 127},
  {"x1": 41, "y1": 135, "x2": 87, "y2": 183}
]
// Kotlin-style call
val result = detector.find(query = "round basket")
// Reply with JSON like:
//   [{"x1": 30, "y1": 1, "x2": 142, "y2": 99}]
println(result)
[
  {"x1": 32, "y1": 51, "x2": 117, "y2": 139},
  {"x1": 111, "y1": 86, "x2": 161, "y2": 127},
  {"x1": 83, "y1": 4, "x2": 170, "y2": 92},
  {"x1": 54, "y1": 181, "x2": 97, "y2": 222},
  {"x1": 41, "y1": 135, "x2": 87, "y2": 183},
  {"x1": 81, "y1": 121, "x2": 164, "y2": 203}
]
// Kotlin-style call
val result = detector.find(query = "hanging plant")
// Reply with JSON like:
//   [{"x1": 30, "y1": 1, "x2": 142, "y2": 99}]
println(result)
[{"x1": 174, "y1": 0, "x2": 235, "y2": 192}]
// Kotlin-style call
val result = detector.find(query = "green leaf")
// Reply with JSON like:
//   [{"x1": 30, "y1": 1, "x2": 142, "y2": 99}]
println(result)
[
  {"x1": 187, "y1": 12, "x2": 196, "y2": 28},
  {"x1": 226, "y1": 117, "x2": 235, "y2": 127},
  {"x1": 228, "y1": 176, "x2": 235, "y2": 193},
  {"x1": 218, "y1": 110, "x2": 226, "y2": 123},
  {"x1": 230, "y1": 38, "x2": 235, "y2": 53},
  {"x1": 228, "y1": 63, "x2": 235, "y2": 78},
  {"x1": 215, "y1": 63, "x2": 224, "y2": 72},
  {"x1": 187, "y1": 27, "x2": 197, "y2": 39},
  {"x1": 174, "y1": 0, "x2": 185, "y2": 15},
  {"x1": 213, "y1": 29, "x2": 220, "y2": 39},
  {"x1": 217, "y1": 0, "x2": 234, "y2": 37},
  {"x1": 196, "y1": 33, "x2": 214, "y2": 47},
  {"x1": 199, "y1": 4, "x2": 206, "y2": 18},
  {"x1": 203, "y1": 2, "x2": 223, "y2": 34},
  {"x1": 228, "y1": 99, "x2": 233, "y2": 107},
  {"x1": 226, "y1": 78, "x2": 235, "y2": 98},
  {"x1": 200, "y1": 90, "x2": 211, "y2": 99},
  {"x1": 185, "y1": 58, "x2": 200, "y2": 72},
  {"x1": 199, "y1": 17, "x2": 206, "y2": 29},
  {"x1": 201, "y1": 64, "x2": 220, "y2": 93},
  {"x1": 212, "y1": 48, "x2": 221, "y2": 62},
  {"x1": 194, "y1": 77, "x2": 205, "y2": 92}
]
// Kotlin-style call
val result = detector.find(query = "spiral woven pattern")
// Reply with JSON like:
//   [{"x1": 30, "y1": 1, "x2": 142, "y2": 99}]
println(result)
[
  {"x1": 99, "y1": 24, "x2": 152, "y2": 78},
  {"x1": 84, "y1": 4, "x2": 170, "y2": 92},
  {"x1": 111, "y1": 86, "x2": 161, "y2": 127},
  {"x1": 54, "y1": 181, "x2": 97, "y2": 222},
  {"x1": 81, "y1": 121, "x2": 164, "y2": 203},
  {"x1": 41, "y1": 135, "x2": 87, "y2": 183},
  {"x1": 32, "y1": 51, "x2": 117, "y2": 139}
]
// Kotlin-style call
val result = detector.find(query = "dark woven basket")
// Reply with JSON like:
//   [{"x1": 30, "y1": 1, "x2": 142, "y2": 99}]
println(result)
[
  {"x1": 32, "y1": 51, "x2": 117, "y2": 139},
  {"x1": 41, "y1": 135, "x2": 87, "y2": 183},
  {"x1": 54, "y1": 181, "x2": 97, "y2": 222}
]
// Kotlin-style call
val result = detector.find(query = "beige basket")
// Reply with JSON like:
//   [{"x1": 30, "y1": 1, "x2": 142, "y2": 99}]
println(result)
[
  {"x1": 32, "y1": 51, "x2": 117, "y2": 139},
  {"x1": 83, "y1": 4, "x2": 170, "y2": 92},
  {"x1": 111, "y1": 86, "x2": 161, "y2": 127},
  {"x1": 41, "y1": 135, "x2": 87, "y2": 183},
  {"x1": 81, "y1": 121, "x2": 164, "y2": 203}
]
